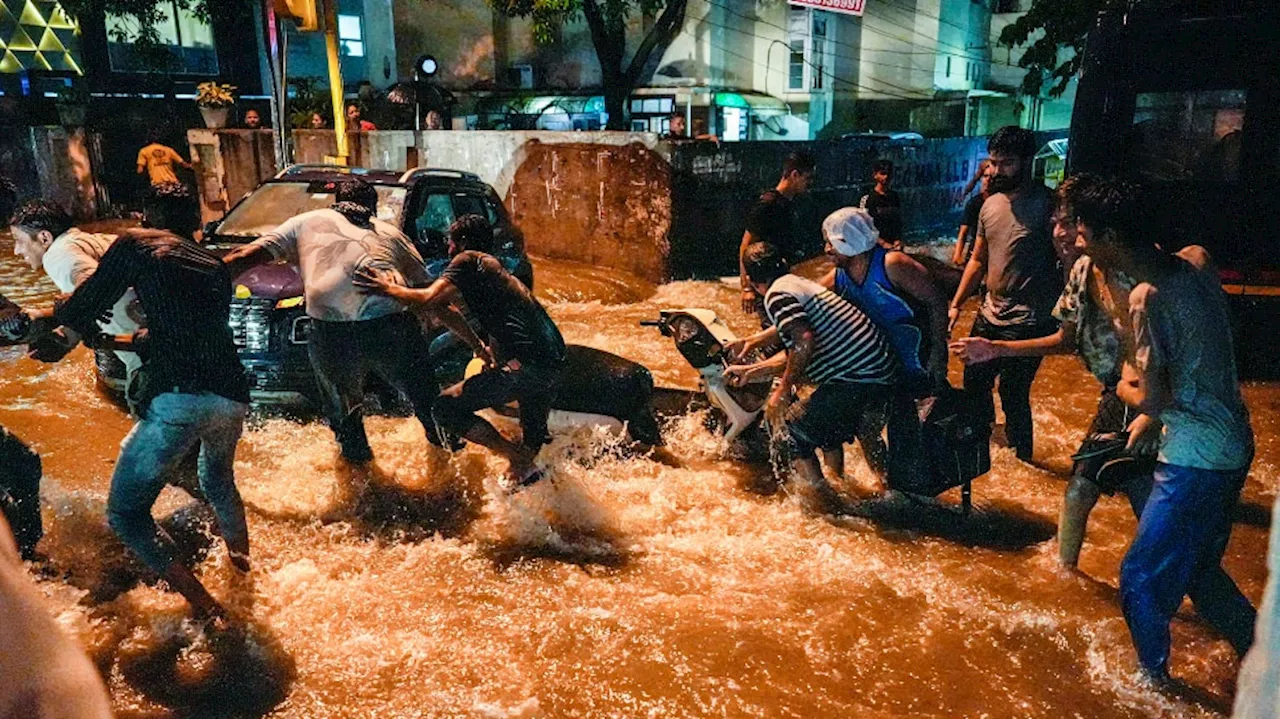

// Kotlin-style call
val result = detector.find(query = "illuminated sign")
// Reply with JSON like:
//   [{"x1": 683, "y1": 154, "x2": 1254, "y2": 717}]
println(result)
[
  {"x1": 787, "y1": 0, "x2": 866, "y2": 18},
  {"x1": 0, "y1": 0, "x2": 83, "y2": 74}
]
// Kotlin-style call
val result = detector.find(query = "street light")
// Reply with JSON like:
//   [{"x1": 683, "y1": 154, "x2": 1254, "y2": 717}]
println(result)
[
  {"x1": 416, "y1": 55, "x2": 438, "y2": 80},
  {"x1": 413, "y1": 54, "x2": 441, "y2": 131}
]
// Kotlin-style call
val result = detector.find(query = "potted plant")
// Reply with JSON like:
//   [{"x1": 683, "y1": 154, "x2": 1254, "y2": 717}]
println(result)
[
  {"x1": 55, "y1": 84, "x2": 89, "y2": 127},
  {"x1": 195, "y1": 82, "x2": 237, "y2": 129}
]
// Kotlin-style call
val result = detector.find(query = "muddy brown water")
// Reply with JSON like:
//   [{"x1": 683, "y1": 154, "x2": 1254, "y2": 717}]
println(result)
[{"x1": 1, "y1": 232, "x2": 1276, "y2": 718}]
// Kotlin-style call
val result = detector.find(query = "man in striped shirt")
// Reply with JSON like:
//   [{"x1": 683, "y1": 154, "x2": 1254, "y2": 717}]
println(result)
[{"x1": 725, "y1": 243, "x2": 897, "y2": 511}]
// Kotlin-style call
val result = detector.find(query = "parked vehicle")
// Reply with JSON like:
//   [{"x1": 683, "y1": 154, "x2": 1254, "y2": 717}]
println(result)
[{"x1": 96, "y1": 164, "x2": 532, "y2": 407}]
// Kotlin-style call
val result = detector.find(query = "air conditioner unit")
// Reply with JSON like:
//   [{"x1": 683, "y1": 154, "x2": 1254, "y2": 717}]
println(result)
[{"x1": 507, "y1": 64, "x2": 534, "y2": 89}]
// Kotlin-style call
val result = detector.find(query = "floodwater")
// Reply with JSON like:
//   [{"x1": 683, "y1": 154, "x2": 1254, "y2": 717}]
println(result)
[{"x1": 1, "y1": 234, "x2": 1277, "y2": 718}]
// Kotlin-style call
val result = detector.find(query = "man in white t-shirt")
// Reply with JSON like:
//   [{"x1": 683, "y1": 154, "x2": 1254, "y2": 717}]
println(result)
[
  {"x1": 8, "y1": 200, "x2": 141, "y2": 376},
  {"x1": 223, "y1": 178, "x2": 444, "y2": 463}
]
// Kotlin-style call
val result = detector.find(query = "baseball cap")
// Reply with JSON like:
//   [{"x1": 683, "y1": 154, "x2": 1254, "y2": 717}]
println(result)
[{"x1": 823, "y1": 207, "x2": 879, "y2": 257}]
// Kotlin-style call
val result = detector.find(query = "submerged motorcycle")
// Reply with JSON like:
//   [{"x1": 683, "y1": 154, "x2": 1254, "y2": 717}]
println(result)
[{"x1": 645, "y1": 307, "x2": 991, "y2": 510}]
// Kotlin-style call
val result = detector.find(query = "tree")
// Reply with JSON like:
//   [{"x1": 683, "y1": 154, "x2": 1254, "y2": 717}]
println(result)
[
  {"x1": 997, "y1": 0, "x2": 1118, "y2": 99},
  {"x1": 61, "y1": 0, "x2": 251, "y2": 47},
  {"x1": 489, "y1": 0, "x2": 689, "y2": 130}
]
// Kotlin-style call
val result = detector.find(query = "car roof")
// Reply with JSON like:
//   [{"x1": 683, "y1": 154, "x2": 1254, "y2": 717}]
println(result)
[{"x1": 272, "y1": 164, "x2": 488, "y2": 189}]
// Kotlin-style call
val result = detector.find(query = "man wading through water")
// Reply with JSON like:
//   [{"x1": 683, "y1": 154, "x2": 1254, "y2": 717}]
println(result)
[
  {"x1": 948, "y1": 125, "x2": 1060, "y2": 463},
  {"x1": 1106, "y1": 182, "x2": 1257, "y2": 685},
  {"x1": 723, "y1": 242, "x2": 898, "y2": 513},
  {"x1": 355, "y1": 214, "x2": 566, "y2": 489},
  {"x1": 818, "y1": 207, "x2": 950, "y2": 493},
  {"x1": 21, "y1": 193, "x2": 250, "y2": 618},
  {"x1": 223, "y1": 178, "x2": 447, "y2": 464}
]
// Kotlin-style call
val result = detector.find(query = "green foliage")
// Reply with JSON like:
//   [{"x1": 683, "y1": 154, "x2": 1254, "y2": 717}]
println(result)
[
  {"x1": 60, "y1": 0, "x2": 253, "y2": 47},
  {"x1": 997, "y1": 0, "x2": 1119, "y2": 98},
  {"x1": 286, "y1": 78, "x2": 331, "y2": 129},
  {"x1": 490, "y1": 0, "x2": 671, "y2": 44}
]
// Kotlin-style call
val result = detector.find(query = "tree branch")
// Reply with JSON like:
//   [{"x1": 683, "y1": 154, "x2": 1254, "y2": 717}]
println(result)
[{"x1": 623, "y1": 0, "x2": 687, "y2": 88}]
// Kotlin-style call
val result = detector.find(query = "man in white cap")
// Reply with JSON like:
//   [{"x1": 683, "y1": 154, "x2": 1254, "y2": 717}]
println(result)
[
  {"x1": 818, "y1": 207, "x2": 950, "y2": 492},
  {"x1": 819, "y1": 207, "x2": 949, "y2": 388}
]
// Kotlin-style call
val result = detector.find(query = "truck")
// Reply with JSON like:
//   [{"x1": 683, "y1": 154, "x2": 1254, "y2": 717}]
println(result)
[{"x1": 1067, "y1": 0, "x2": 1280, "y2": 377}]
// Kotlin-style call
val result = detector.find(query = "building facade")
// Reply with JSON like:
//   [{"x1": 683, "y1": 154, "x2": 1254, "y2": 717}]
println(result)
[{"x1": 390, "y1": 0, "x2": 1059, "y2": 139}]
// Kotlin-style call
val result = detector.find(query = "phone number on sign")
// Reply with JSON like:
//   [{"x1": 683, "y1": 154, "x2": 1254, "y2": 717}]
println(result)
[{"x1": 788, "y1": 0, "x2": 866, "y2": 16}]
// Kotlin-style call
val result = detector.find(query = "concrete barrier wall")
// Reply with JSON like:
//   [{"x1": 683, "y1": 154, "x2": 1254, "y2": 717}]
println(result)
[
  {"x1": 193, "y1": 129, "x2": 1056, "y2": 282},
  {"x1": 292, "y1": 130, "x2": 419, "y2": 171},
  {"x1": 418, "y1": 131, "x2": 672, "y2": 282},
  {"x1": 289, "y1": 129, "x2": 674, "y2": 282},
  {"x1": 0, "y1": 127, "x2": 100, "y2": 220},
  {"x1": 187, "y1": 129, "x2": 280, "y2": 225}
]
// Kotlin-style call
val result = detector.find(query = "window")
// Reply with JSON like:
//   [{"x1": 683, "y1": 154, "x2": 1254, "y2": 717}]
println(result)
[
  {"x1": 788, "y1": 41, "x2": 805, "y2": 91},
  {"x1": 810, "y1": 11, "x2": 827, "y2": 90},
  {"x1": 945, "y1": 56, "x2": 951, "y2": 78},
  {"x1": 1128, "y1": 89, "x2": 1247, "y2": 182},
  {"x1": 410, "y1": 191, "x2": 500, "y2": 256},
  {"x1": 788, "y1": 7, "x2": 807, "y2": 92},
  {"x1": 105, "y1": 1, "x2": 218, "y2": 74},
  {"x1": 337, "y1": 14, "x2": 364, "y2": 58},
  {"x1": 993, "y1": 0, "x2": 1020, "y2": 12},
  {"x1": 628, "y1": 96, "x2": 674, "y2": 116}
]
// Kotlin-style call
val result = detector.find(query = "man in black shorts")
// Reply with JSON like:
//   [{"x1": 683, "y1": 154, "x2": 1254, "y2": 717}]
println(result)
[
  {"x1": 724, "y1": 243, "x2": 898, "y2": 512},
  {"x1": 355, "y1": 214, "x2": 566, "y2": 487}
]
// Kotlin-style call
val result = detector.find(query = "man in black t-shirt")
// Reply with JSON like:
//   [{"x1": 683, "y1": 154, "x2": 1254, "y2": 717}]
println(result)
[
  {"x1": 859, "y1": 159, "x2": 903, "y2": 249},
  {"x1": 355, "y1": 214, "x2": 566, "y2": 488},
  {"x1": 738, "y1": 151, "x2": 816, "y2": 315}
]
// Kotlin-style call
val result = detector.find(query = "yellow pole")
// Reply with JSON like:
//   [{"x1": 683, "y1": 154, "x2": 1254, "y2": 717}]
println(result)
[{"x1": 322, "y1": 0, "x2": 348, "y2": 164}]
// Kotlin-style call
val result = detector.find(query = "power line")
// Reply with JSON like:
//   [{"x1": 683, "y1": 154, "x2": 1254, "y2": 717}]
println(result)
[
  {"x1": 876, "y1": 0, "x2": 996, "y2": 48},
  {"x1": 695, "y1": 9, "x2": 935, "y2": 97},
  {"x1": 684, "y1": 25, "x2": 927, "y2": 101},
  {"x1": 703, "y1": 0, "x2": 1018, "y2": 68},
  {"x1": 698, "y1": 13, "x2": 932, "y2": 75},
  {"x1": 692, "y1": 13, "x2": 951, "y2": 100}
]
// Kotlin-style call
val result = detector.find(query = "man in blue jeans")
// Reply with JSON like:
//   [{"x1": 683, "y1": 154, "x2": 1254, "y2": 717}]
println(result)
[
  {"x1": 26, "y1": 193, "x2": 250, "y2": 619},
  {"x1": 1077, "y1": 181, "x2": 1258, "y2": 683}
]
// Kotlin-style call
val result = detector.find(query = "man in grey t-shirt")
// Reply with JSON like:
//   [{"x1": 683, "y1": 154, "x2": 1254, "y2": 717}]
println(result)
[
  {"x1": 224, "y1": 179, "x2": 444, "y2": 463},
  {"x1": 948, "y1": 126, "x2": 1061, "y2": 462}
]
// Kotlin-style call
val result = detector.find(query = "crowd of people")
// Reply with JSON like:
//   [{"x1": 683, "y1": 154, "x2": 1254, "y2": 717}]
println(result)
[
  {"x1": 730, "y1": 126, "x2": 1263, "y2": 689},
  {"x1": 0, "y1": 121, "x2": 1273, "y2": 708}
]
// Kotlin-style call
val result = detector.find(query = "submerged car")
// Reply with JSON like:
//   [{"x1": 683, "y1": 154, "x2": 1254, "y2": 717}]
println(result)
[{"x1": 96, "y1": 164, "x2": 532, "y2": 407}]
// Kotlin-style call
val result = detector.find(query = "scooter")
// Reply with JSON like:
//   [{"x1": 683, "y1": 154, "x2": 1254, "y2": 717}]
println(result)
[{"x1": 642, "y1": 308, "x2": 771, "y2": 444}]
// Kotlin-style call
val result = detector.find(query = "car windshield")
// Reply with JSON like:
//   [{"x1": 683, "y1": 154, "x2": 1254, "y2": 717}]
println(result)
[{"x1": 216, "y1": 182, "x2": 408, "y2": 239}]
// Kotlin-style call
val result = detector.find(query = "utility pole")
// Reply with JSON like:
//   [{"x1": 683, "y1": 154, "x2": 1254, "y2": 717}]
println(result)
[
  {"x1": 321, "y1": 0, "x2": 348, "y2": 165},
  {"x1": 274, "y1": 0, "x2": 346, "y2": 164},
  {"x1": 262, "y1": 0, "x2": 288, "y2": 169}
]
